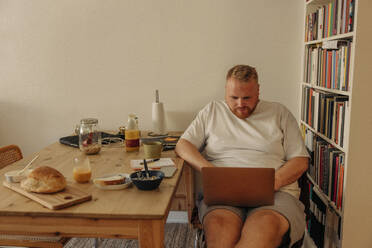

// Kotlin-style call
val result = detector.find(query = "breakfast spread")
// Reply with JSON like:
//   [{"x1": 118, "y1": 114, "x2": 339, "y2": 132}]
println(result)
[
  {"x1": 94, "y1": 174, "x2": 126, "y2": 186},
  {"x1": 93, "y1": 173, "x2": 131, "y2": 190},
  {"x1": 131, "y1": 173, "x2": 158, "y2": 181},
  {"x1": 81, "y1": 143, "x2": 101, "y2": 155},
  {"x1": 20, "y1": 166, "x2": 66, "y2": 193}
]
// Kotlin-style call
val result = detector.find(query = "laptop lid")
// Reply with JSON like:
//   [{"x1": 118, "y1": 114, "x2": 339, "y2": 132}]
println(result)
[{"x1": 201, "y1": 167, "x2": 275, "y2": 207}]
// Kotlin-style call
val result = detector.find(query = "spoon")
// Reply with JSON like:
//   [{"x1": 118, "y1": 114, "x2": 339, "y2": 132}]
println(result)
[
  {"x1": 143, "y1": 159, "x2": 150, "y2": 179},
  {"x1": 17, "y1": 155, "x2": 39, "y2": 175}
]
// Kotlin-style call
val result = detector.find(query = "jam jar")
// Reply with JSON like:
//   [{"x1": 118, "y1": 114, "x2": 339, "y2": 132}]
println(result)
[{"x1": 79, "y1": 118, "x2": 102, "y2": 155}]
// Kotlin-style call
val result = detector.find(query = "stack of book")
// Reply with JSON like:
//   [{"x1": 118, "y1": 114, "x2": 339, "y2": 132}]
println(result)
[
  {"x1": 304, "y1": 40, "x2": 352, "y2": 91},
  {"x1": 307, "y1": 182, "x2": 342, "y2": 248},
  {"x1": 304, "y1": 128, "x2": 345, "y2": 210},
  {"x1": 305, "y1": 0, "x2": 355, "y2": 42},
  {"x1": 302, "y1": 87, "x2": 348, "y2": 147}
]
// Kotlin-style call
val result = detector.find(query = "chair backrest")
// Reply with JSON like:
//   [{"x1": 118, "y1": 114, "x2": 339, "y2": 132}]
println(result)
[{"x1": 0, "y1": 145, "x2": 23, "y2": 169}]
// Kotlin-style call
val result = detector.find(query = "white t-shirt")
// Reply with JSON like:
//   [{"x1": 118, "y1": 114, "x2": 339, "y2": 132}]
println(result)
[{"x1": 181, "y1": 100, "x2": 309, "y2": 197}]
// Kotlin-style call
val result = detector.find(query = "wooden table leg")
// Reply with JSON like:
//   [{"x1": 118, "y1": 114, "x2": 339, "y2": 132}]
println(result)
[
  {"x1": 138, "y1": 219, "x2": 164, "y2": 248},
  {"x1": 184, "y1": 163, "x2": 194, "y2": 225}
]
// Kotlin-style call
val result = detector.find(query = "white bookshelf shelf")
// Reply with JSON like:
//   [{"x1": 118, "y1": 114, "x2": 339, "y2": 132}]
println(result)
[
  {"x1": 301, "y1": 120, "x2": 346, "y2": 152},
  {"x1": 305, "y1": 32, "x2": 354, "y2": 45},
  {"x1": 306, "y1": 0, "x2": 331, "y2": 6},
  {"x1": 301, "y1": 82, "x2": 351, "y2": 96}
]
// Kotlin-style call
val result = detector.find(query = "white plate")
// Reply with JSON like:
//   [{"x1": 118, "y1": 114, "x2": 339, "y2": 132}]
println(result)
[{"x1": 93, "y1": 173, "x2": 132, "y2": 190}]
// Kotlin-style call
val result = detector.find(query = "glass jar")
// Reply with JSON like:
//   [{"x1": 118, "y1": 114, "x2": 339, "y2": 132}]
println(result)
[
  {"x1": 79, "y1": 118, "x2": 102, "y2": 155},
  {"x1": 73, "y1": 154, "x2": 92, "y2": 183}
]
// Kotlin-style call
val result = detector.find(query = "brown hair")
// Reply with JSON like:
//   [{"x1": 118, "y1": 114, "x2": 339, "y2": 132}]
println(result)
[{"x1": 226, "y1": 65, "x2": 258, "y2": 82}]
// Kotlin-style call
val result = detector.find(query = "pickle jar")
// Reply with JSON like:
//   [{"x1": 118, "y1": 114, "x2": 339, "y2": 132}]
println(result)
[{"x1": 79, "y1": 118, "x2": 102, "y2": 155}]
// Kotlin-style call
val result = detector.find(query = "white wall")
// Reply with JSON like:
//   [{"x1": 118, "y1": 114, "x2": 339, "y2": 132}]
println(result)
[{"x1": 0, "y1": 0, "x2": 304, "y2": 156}]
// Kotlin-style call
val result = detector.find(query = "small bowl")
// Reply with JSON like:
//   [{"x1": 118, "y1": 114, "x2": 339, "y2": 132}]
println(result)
[
  {"x1": 4, "y1": 169, "x2": 33, "y2": 183},
  {"x1": 130, "y1": 170, "x2": 164, "y2": 191}
]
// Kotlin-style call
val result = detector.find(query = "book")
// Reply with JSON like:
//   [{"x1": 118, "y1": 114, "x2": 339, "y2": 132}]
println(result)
[
  {"x1": 337, "y1": 155, "x2": 345, "y2": 209},
  {"x1": 341, "y1": 0, "x2": 347, "y2": 33},
  {"x1": 311, "y1": 48, "x2": 319, "y2": 85},
  {"x1": 340, "y1": 102, "x2": 348, "y2": 147},
  {"x1": 314, "y1": 91, "x2": 320, "y2": 131},
  {"x1": 318, "y1": 7, "x2": 324, "y2": 40},
  {"x1": 337, "y1": 0, "x2": 342, "y2": 35},
  {"x1": 345, "y1": 43, "x2": 351, "y2": 91},
  {"x1": 348, "y1": 0, "x2": 355, "y2": 32}
]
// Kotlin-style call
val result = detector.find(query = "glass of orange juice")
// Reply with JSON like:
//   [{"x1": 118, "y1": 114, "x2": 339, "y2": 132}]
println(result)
[{"x1": 73, "y1": 155, "x2": 92, "y2": 183}]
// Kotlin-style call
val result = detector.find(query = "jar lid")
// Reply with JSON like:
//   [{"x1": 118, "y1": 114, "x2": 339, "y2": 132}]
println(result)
[{"x1": 80, "y1": 118, "x2": 98, "y2": 124}]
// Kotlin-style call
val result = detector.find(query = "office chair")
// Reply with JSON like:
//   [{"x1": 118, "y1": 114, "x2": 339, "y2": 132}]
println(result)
[
  {"x1": 192, "y1": 171, "x2": 309, "y2": 248},
  {"x1": 0, "y1": 144, "x2": 69, "y2": 248}
]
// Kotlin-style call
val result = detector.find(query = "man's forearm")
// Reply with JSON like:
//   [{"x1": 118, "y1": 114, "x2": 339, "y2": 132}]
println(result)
[
  {"x1": 175, "y1": 138, "x2": 213, "y2": 172},
  {"x1": 274, "y1": 157, "x2": 309, "y2": 191}
]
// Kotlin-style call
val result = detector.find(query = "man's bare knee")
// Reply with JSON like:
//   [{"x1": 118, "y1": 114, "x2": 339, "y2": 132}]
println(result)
[
  {"x1": 236, "y1": 210, "x2": 289, "y2": 248},
  {"x1": 203, "y1": 209, "x2": 243, "y2": 248},
  {"x1": 249, "y1": 210, "x2": 289, "y2": 233}
]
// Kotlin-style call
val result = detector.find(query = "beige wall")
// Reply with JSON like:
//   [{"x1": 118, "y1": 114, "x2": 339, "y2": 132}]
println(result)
[{"x1": 0, "y1": 0, "x2": 304, "y2": 156}]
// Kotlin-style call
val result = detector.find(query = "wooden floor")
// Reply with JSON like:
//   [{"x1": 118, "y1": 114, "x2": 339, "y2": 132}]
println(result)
[
  {"x1": 0, "y1": 224, "x2": 313, "y2": 248},
  {"x1": 64, "y1": 223, "x2": 196, "y2": 248}
]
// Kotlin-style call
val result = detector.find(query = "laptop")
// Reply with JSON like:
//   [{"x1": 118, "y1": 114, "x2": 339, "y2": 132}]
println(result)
[{"x1": 201, "y1": 167, "x2": 275, "y2": 207}]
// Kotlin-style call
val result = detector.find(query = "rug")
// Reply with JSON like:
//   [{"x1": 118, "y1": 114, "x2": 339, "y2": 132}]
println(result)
[{"x1": 64, "y1": 223, "x2": 197, "y2": 248}]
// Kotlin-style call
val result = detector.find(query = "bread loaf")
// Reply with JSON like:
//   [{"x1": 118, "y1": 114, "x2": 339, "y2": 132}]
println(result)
[{"x1": 21, "y1": 166, "x2": 66, "y2": 193}]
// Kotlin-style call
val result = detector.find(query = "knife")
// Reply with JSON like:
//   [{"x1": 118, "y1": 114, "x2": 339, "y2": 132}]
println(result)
[{"x1": 140, "y1": 158, "x2": 160, "y2": 165}]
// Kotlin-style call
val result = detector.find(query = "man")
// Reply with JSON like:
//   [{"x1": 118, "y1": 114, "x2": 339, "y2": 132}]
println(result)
[{"x1": 175, "y1": 65, "x2": 309, "y2": 248}]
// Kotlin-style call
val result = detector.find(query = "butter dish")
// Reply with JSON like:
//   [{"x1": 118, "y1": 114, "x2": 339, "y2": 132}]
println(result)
[{"x1": 4, "y1": 169, "x2": 33, "y2": 183}]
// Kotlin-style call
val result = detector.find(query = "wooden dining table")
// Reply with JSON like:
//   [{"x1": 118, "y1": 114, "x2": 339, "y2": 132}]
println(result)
[{"x1": 0, "y1": 141, "x2": 188, "y2": 248}]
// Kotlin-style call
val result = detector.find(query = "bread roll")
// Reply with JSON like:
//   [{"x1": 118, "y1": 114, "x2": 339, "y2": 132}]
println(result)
[{"x1": 21, "y1": 166, "x2": 66, "y2": 193}]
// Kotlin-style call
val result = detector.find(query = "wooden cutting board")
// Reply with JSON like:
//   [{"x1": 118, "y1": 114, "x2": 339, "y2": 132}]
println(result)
[{"x1": 3, "y1": 181, "x2": 92, "y2": 210}]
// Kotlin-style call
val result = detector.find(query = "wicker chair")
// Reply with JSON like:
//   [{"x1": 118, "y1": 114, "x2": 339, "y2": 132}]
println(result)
[
  {"x1": 0, "y1": 145, "x2": 23, "y2": 170},
  {"x1": 0, "y1": 144, "x2": 69, "y2": 248}
]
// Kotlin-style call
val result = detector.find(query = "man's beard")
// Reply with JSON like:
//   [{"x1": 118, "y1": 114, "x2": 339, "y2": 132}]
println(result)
[{"x1": 233, "y1": 106, "x2": 252, "y2": 119}]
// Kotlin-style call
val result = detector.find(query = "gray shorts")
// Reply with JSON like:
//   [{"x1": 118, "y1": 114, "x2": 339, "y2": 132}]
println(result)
[{"x1": 198, "y1": 191, "x2": 306, "y2": 247}]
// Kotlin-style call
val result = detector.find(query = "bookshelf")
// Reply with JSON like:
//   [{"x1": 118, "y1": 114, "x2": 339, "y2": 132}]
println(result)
[
  {"x1": 305, "y1": 32, "x2": 354, "y2": 45},
  {"x1": 301, "y1": 0, "x2": 372, "y2": 247}
]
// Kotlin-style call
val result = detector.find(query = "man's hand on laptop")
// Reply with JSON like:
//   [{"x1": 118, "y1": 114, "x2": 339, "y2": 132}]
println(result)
[{"x1": 274, "y1": 157, "x2": 308, "y2": 191}]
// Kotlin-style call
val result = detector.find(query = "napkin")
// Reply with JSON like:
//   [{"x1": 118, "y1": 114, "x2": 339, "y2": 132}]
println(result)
[{"x1": 130, "y1": 158, "x2": 175, "y2": 169}]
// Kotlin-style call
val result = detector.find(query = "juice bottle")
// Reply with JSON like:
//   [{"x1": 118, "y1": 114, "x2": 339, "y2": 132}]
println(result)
[{"x1": 125, "y1": 114, "x2": 140, "y2": 152}]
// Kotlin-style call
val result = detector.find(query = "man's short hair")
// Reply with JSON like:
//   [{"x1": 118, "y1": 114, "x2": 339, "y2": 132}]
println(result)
[{"x1": 226, "y1": 65, "x2": 258, "y2": 83}]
